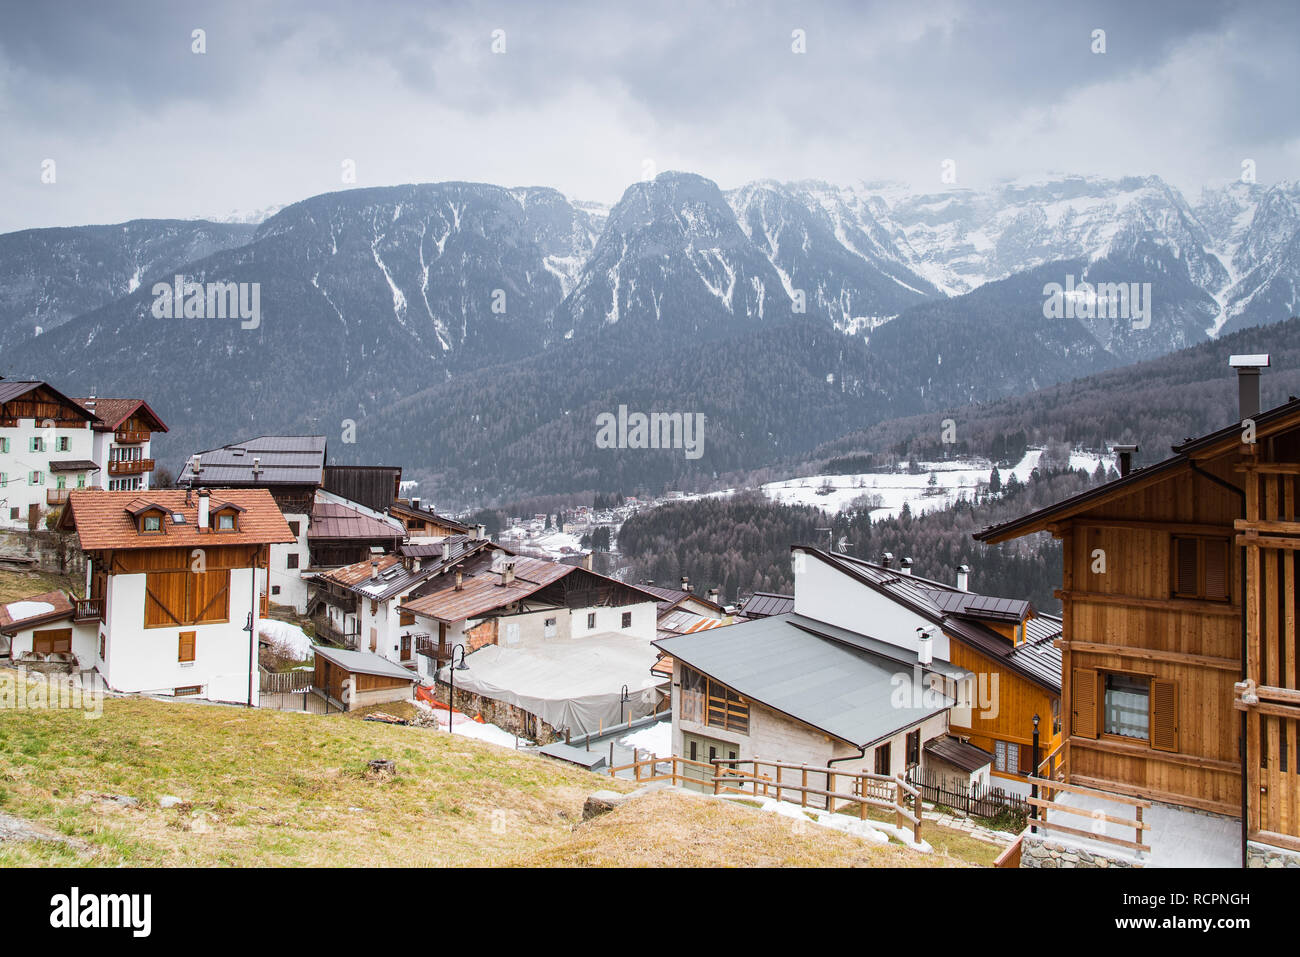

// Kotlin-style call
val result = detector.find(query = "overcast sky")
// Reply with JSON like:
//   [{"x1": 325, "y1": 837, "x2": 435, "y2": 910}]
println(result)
[{"x1": 1, "y1": 0, "x2": 1296, "y2": 232}]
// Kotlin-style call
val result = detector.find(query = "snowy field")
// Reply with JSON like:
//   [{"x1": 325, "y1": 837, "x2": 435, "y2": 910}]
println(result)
[
  {"x1": 683, "y1": 448, "x2": 1114, "y2": 521},
  {"x1": 258, "y1": 620, "x2": 314, "y2": 660}
]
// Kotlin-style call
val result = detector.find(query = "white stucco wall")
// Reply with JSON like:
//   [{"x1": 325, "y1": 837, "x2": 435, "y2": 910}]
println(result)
[
  {"x1": 267, "y1": 512, "x2": 310, "y2": 613},
  {"x1": 100, "y1": 566, "x2": 261, "y2": 704},
  {"x1": 0, "y1": 419, "x2": 95, "y2": 528},
  {"x1": 792, "y1": 551, "x2": 951, "y2": 662}
]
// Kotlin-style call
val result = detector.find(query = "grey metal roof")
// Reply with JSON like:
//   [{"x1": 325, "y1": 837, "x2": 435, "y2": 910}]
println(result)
[
  {"x1": 922, "y1": 589, "x2": 1030, "y2": 622},
  {"x1": 924, "y1": 735, "x2": 994, "y2": 773},
  {"x1": 654, "y1": 613, "x2": 952, "y2": 749},
  {"x1": 178, "y1": 435, "x2": 327, "y2": 487},
  {"x1": 787, "y1": 614, "x2": 967, "y2": 680},
  {"x1": 312, "y1": 645, "x2": 417, "y2": 682},
  {"x1": 741, "y1": 592, "x2": 796, "y2": 618}
]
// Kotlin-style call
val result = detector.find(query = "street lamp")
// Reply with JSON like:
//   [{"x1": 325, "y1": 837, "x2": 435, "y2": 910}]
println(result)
[
  {"x1": 447, "y1": 643, "x2": 467, "y2": 735},
  {"x1": 619, "y1": 684, "x2": 630, "y2": 725},
  {"x1": 1031, "y1": 713, "x2": 1041, "y2": 829}
]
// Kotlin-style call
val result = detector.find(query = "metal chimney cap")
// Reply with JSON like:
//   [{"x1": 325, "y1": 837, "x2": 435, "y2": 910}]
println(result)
[
  {"x1": 1229, "y1": 354, "x2": 1270, "y2": 368},
  {"x1": 1113, "y1": 443, "x2": 1139, "y2": 453}
]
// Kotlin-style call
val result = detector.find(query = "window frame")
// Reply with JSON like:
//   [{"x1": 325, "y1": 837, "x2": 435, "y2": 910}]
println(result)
[{"x1": 1171, "y1": 535, "x2": 1231, "y2": 602}]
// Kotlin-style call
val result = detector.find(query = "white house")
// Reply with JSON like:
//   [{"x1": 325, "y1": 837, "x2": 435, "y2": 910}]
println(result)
[
  {"x1": 0, "y1": 590, "x2": 98, "y2": 667},
  {"x1": 56, "y1": 487, "x2": 295, "y2": 704},
  {"x1": 0, "y1": 380, "x2": 100, "y2": 529},
  {"x1": 72, "y1": 397, "x2": 169, "y2": 492}
]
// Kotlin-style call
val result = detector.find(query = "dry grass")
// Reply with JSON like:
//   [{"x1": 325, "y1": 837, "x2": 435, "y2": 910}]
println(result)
[
  {"x1": 0, "y1": 674, "x2": 992, "y2": 867},
  {"x1": 0, "y1": 568, "x2": 81, "y2": 605},
  {"x1": 509, "y1": 789, "x2": 969, "y2": 867}
]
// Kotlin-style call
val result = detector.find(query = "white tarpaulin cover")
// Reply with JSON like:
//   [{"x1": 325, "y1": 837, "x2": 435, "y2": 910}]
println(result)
[{"x1": 438, "y1": 632, "x2": 667, "y2": 734}]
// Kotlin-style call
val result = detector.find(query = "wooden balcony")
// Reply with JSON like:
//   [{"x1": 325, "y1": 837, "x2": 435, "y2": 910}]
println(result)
[
  {"x1": 74, "y1": 598, "x2": 104, "y2": 622},
  {"x1": 46, "y1": 489, "x2": 71, "y2": 505},
  {"x1": 108, "y1": 458, "x2": 155, "y2": 476},
  {"x1": 114, "y1": 430, "x2": 150, "y2": 444}
]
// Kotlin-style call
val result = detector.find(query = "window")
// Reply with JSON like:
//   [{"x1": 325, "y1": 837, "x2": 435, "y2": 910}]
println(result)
[
  {"x1": 1104, "y1": 673, "x2": 1150, "y2": 740},
  {"x1": 905, "y1": 729, "x2": 921, "y2": 769},
  {"x1": 30, "y1": 437, "x2": 43, "y2": 453},
  {"x1": 875, "y1": 742, "x2": 892, "y2": 776},
  {"x1": 174, "y1": 686, "x2": 201, "y2": 697},
  {"x1": 271, "y1": 585, "x2": 281, "y2": 596},
  {"x1": 28, "y1": 471, "x2": 43, "y2": 486},
  {"x1": 9, "y1": 507, "x2": 18, "y2": 520},
  {"x1": 994, "y1": 739, "x2": 1020, "y2": 775},
  {"x1": 99, "y1": 634, "x2": 105, "y2": 659},
  {"x1": 399, "y1": 608, "x2": 415, "y2": 626},
  {"x1": 56, "y1": 474, "x2": 66, "y2": 490},
  {"x1": 178, "y1": 631, "x2": 196, "y2": 663},
  {"x1": 1172, "y1": 536, "x2": 1229, "y2": 601},
  {"x1": 0, "y1": 437, "x2": 7, "y2": 453},
  {"x1": 0, "y1": 473, "x2": 6, "y2": 487},
  {"x1": 215, "y1": 512, "x2": 236, "y2": 531},
  {"x1": 286, "y1": 553, "x2": 299, "y2": 569},
  {"x1": 288, "y1": 521, "x2": 300, "y2": 537},
  {"x1": 1052, "y1": 697, "x2": 1062, "y2": 737},
  {"x1": 76, "y1": 473, "x2": 86, "y2": 488},
  {"x1": 587, "y1": 612, "x2": 596, "y2": 629},
  {"x1": 141, "y1": 514, "x2": 162, "y2": 533},
  {"x1": 57, "y1": 436, "x2": 69, "y2": 452},
  {"x1": 621, "y1": 611, "x2": 632, "y2": 628}
]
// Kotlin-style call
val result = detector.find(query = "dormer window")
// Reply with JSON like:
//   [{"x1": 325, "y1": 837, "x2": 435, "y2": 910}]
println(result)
[
  {"x1": 141, "y1": 514, "x2": 163, "y2": 533},
  {"x1": 213, "y1": 508, "x2": 239, "y2": 532}
]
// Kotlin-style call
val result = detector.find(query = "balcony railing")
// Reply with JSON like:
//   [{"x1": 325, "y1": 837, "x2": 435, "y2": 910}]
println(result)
[
  {"x1": 108, "y1": 458, "x2": 155, "y2": 476},
  {"x1": 46, "y1": 489, "x2": 71, "y2": 505},
  {"x1": 114, "y1": 430, "x2": 150, "y2": 444},
  {"x1": 74, "y1": 598, "x2": 104, "y2": 622}
]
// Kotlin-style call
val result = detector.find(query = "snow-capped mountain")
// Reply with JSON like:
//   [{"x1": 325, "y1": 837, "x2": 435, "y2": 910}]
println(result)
[{"x1": 1209, "y1": 181, "x2": 1300, "y2": 335}]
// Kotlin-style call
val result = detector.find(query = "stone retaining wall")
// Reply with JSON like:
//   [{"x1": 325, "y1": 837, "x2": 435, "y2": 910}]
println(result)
[
  {"x1": 1020, "y1": 832, "x2": 1141, "y2": 868},
  {"x1": 1247, "y1": 841, "x2": 1300, "y2": 868}
]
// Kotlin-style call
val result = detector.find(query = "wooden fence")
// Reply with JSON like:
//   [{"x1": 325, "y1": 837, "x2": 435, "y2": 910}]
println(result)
[
  {"x1": 1025, "y1": 776, "x2": 1151, "y2": 852},
  {"x1": 907, "y1": 767, "x2": 1030, "y2": 819},
  {"x1": 608, "y1": 754, "x2": 922, "y2": 842},
  {"x1": 259, "y1": 668, "x2": 313, "y2": 694}
]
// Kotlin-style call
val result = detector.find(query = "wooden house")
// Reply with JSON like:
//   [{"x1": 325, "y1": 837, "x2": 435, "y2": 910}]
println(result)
[{"x1": 974, "y1": 356, "x2": 1300, "y2": 866}]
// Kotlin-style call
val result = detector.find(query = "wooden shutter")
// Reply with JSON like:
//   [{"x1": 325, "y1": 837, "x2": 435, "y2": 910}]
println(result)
[
  {"x1": 1151, "y1": 680, "x2": 1178, "y2": 752},
  {"x1": 1174, "y1": 537, "x2": 1198, "y2": 596},
  {"x1": 1072, "y1": 668, "x2": 1098, "y2": 739},
  {"x1": 178, "y1": 631, "x2": 196, "y2": 663},
  {"x1": 145, "y1": 571, "x2": 188, "y2": 627},
  {"x1": 1204, "y1": 540, "x2": 1228, "y2": 600},
  {"x1": 191, "y1": 570, "x2": 230, "y2": 623}
]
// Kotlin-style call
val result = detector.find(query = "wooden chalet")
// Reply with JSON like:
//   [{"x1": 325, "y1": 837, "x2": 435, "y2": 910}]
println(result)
[{"x1": 975, "y1": 355, "x2": 1300, "y2": 865}]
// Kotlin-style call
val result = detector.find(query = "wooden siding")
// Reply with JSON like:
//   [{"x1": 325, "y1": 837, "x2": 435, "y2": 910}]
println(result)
[{"x1": 945, "y1": 639, "x2": 1061, "y2": 772}]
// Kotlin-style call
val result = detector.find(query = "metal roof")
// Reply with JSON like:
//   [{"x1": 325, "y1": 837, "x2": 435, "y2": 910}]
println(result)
[
  {"x1": 312, "y1": 645, "x2": 418, "y2": 682},
  {"x1": 654, "y1": 614, "x2": 952, "y2": 749},
  {"x1": 924, "y1": 735, "x2": 994, "y2": 773},
  {"x1": 178, "y1": 435, "x2": 327, "y2": 487},
  {"x1": 309, "y1": 500, "x2": 404, "y2": 542},
  {"x1": 922, "y1": 589, "x2": 1031, "y2": 622},
  {"x1": 741, "y1": 592, "x2": 796, "y2": 618}
]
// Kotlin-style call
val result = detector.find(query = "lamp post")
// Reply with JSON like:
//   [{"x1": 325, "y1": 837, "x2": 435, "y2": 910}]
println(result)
[
  {"x1": 1031, "y1": 713, "x2": 1040, "y2": 829},
  {"x1": 619, "y1": 684, "x2": 630, "y2": 725},
  {"x1": 447, "y1": 643, "x2": 467, "y2": 735}
]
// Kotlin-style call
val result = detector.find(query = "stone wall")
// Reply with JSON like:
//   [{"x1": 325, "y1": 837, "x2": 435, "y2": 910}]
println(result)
[
  {"x1": 0, "y1": 528, "x2": 84, "y2": 579},
  {"x1": 1020, "y1": 833, "x2": 1141, "y2": 868},
  {"x1": 431, "y1": 682, "x2": 562, "y2": 744},
  {"x1": 1247, "y1": 840, "x2": 1300, "y2": 868}
]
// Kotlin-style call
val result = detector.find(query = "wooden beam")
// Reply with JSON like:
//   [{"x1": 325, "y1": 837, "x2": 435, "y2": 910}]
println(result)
[
  {"x1": 1070, "y1": 736, "x2": 1241, "y2": 774},
  {"x1": 1054, "y1": 589, "x2": 1240, "y2": 617},
  {"x1": 1070, "y1": 773, "x2": 1240, "y2": 818},
  {"x1": 1059, "y1": 640, "x2": 1241, "y2": 672},
  {"x1": 1068, "y1": 517, "x2": 1237, "y2": 537}
]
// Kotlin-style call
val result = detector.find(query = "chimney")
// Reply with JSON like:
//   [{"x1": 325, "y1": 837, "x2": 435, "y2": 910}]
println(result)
[
  {"x1": 916, "y1": 627, "x2": 933, "y2": 666},
  {"x1": 412, "y1": 497, "x2": 421, "y2": 511},
  {"x1": 1114, "y1": 444, "x2": 1138, "y2": 478},
  {"x1": 681, "y1": 575, "x2": 691, "y2": 593},
  {"x1": 900, "y1": 557, "x2": 913, "y2": 576},
  {"x1": 583, "y1": 553, "x2": 593, "y2": 571},
  {"x1": 190, "y1": 454, "x2": 202, "y2": 477},
  {"x1": 441, "y1": 540, "x2": 451, "y2": 561},
  {"x1": 477, "y1": 523, "x2": 486, "y2": 540},
  {"x1": 455, "y1": 569, "x2": 464, "y2": 591},
  {"x1": 251, "y1": 456, "x2": 263, "y2": 478},
  {"x1": 1230, "y1": 354, "x2": 1270, "y2": 420},
  {"x1": 197, "y1": 489, "x2": 210, "y2": 529},
  {"x1": 956, "y1": 564, "x2": 970, "y2": 592},
  {"x1": 880, "y1": 551, "x2": 893, "y2": 569},
  {"x1": 501, "y1": 561, "x2": 516, "y2": 586},
  {"x1": 370, "y1": 560, "x2": 379, "y2": 582},
  {"x1": 707, "y1": 587, "x2": 720, "y2": 604}
]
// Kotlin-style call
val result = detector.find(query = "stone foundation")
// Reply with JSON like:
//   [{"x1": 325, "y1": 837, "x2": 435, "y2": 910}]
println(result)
[
  {"x1": 1247, "y1": 840, "x2": 1300, "y2": 868},
  {"x1": 1020, "y1": 832, "x2": 1141, "y2": 868},
  {"x1": 431, "y1": 683, "x2": 563, "y2": 744}
]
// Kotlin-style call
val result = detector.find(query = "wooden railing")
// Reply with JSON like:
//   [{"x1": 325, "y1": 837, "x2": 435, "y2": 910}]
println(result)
[
  {"x1": 1037, "y1": 741, "x2": 1066, "y2": 781},
  {"x1": 74, "y1": 598, "x2": 104, "y2": 622},
  {"x1": 108, "y1": 458, "x2": 155, "y2": 476},
  {"x1": 609, "y1": 755, "x2": 923, "y2": 843},
  {"x1": 1025, "y1": 776, "x2": 1151, "y2": 852},
  {"x1": 114, "y1": 430, "x2": 150, "y2": 444},
  {"x1": 46, "y1": 489, "x2": 71, "y2": 505},
  {"x1": 260, "y1": 669, "x2": 314, "y2": 694}
]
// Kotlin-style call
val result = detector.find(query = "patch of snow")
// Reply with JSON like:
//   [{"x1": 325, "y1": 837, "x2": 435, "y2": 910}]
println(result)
[
  {"x1": 258, "y1": 620, "x2": 314, "y2": 660},
  {"x1": 4, "y1": 600, "x2": 55, "y2": 621},
  {"x1": 619, "y1": 720, "x2": 671, "y2": 757}
]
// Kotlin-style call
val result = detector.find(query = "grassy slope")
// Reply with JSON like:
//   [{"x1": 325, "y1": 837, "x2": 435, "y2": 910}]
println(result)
[
  {"x1": 0, "y1": 686, "x2": 972, "y2": 867},
  {"x1": 0, "y1": 568, "x2": 81, "y2": 605}
]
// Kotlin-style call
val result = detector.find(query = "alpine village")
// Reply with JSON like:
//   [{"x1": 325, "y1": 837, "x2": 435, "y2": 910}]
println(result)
[{"x1": 1, "y1": 352, "x2": 1297, "y2": 872}]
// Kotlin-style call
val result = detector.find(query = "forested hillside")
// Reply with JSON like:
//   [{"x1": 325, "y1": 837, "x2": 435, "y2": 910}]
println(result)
[{"x1": 616, "y1": 463, "x2": 1109, "y2": 612}]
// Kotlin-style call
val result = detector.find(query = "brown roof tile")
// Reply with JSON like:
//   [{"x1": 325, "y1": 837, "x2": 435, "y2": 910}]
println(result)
[{"x1": 60, "y1": 489, "x2": 294, "y2": 550}]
